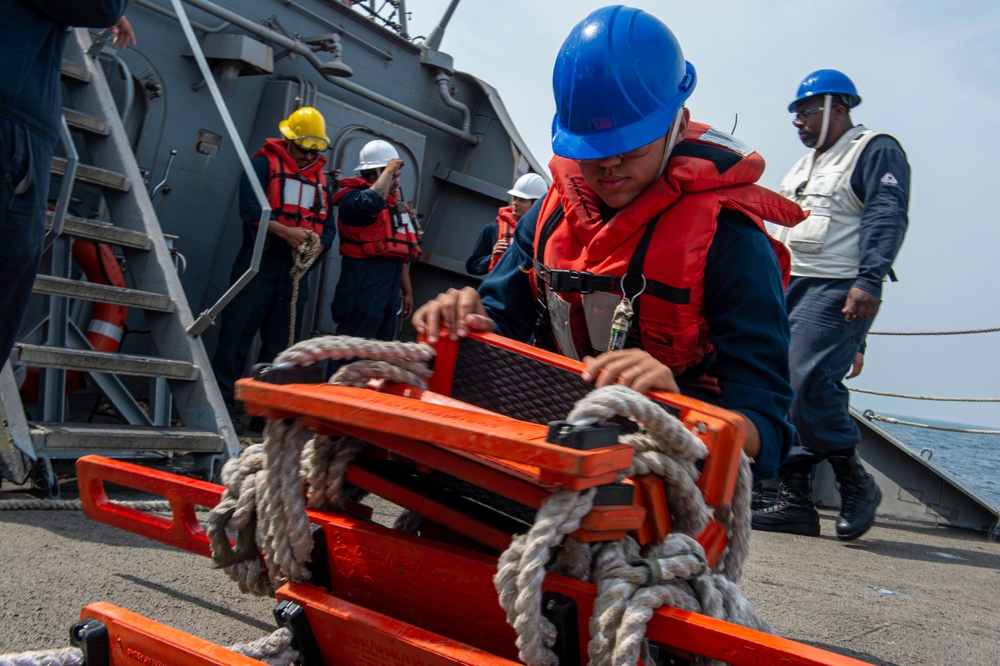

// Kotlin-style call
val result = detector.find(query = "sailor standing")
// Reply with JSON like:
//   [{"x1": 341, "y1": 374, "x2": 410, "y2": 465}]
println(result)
[
  {"x1": 0, "y1": 0, "x2": 129, "y2": 368},
  {"x1": 211, "y1": 107, "x2": 336, "y2": 418},
  {"x1": 755, "y1": 70, "x2": 911, "y2": 540},
  {"x1": 465, "y1": 173, "x2": 548, "y2": 276},
  {"x1": 331, "y1": 140, "x2": 421, "y2": 341}
]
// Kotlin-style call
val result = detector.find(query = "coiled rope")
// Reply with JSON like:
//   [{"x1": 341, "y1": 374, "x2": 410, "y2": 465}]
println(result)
[
  {"x1": 93, "y1": 334, "x2": 762, "y2": 665},
  {"x1": 205, "y1": 336, "x2": 435, "y2": 596},
  {"x1": 287, "y1": 232, "x2": 322, "y2": 346},
  {"x1": 494, "y1": 384, "x2": 766, "y2": 666},
  {"x1": 0, "y1": 628, "x2": 298, "y2": 666}
]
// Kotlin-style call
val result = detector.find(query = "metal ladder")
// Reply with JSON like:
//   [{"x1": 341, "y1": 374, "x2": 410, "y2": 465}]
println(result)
[{"x1": 0, "y1": 28, "x2": 239, "y2": 496}]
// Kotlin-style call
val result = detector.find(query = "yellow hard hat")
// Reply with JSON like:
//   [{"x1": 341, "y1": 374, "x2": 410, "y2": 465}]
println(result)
[{"x1": 279, "y1": 106, "x2": 330, "y2": 151}]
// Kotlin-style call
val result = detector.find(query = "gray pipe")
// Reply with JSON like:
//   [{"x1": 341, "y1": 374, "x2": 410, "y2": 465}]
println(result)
[
  {"x1": 435, "y1": 71, "x2": 471, "y2": 134},
  {"x1": 133, "y1": 0, "x2": 230, "y2": 33},
  {"x1": 183, "y1": 0, "x2": 478, "y2": 145}
]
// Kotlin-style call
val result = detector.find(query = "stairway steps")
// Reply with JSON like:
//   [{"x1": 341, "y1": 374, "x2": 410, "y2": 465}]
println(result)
[
  {"x1": 12, "y1": 344, "x2": 198, "y2": 381},
  {"x1": 32, "y1": 275, "x2": 174, "y2": 312},
  {"x1": 51, "y1": 156, "x2": 131, "y2": 192},
  {"x1": 30, "y1": 423, "x2": 223, "y2": 453},
  {"x1": 46, "y1": 212, "x2": 151, "y2": 250},
  {"x1": 63, "y1": 107, "x2": 109, "y2": 136},
  {"x1": 60, "y1": 59, "x2": 91, "y2": 83}
]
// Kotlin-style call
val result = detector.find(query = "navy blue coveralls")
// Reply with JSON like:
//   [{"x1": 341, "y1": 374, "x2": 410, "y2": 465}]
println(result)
[
  {"x1": 465, "y1": 220, "x2": 500, "y2": 276},
  {"x1": 331, "y1": 188, "x2": 405, "y2": 341},
  {"x1": 0, "y1": 0, "x2": 127, "y2": 367},
  {"x1": 211, "y1": 155, "x2": 335, "y2": 403}
]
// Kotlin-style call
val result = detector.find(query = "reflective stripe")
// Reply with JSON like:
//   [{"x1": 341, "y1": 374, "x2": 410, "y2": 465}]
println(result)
[
  {"x1": 700, "y1": 127, "x2": 754, "y2": 156},
  {"x1": 88, "y1": 319, "x2": 124, "y2": 342},
  {"x1": 283, "y1": 180, "x2": 317, "y2": 209}
]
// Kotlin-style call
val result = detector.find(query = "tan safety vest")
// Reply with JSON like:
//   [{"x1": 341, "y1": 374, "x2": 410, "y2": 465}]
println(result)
[{"x1": 770, "y1": 125, "x2": 889, "y2": 278}]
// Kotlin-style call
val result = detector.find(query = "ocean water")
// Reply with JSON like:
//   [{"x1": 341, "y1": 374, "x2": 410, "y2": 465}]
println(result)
[{"x1": 876, "y1": 415, "x2": 1000, "y2": 510}]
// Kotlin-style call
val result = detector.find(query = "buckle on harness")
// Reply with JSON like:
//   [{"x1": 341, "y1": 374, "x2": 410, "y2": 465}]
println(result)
[{"x1": 550, "y1": 270, "x2": 586, "y2": 293}]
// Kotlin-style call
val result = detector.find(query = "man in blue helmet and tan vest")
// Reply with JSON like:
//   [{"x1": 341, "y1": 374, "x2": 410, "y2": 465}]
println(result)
[
  {"x1": 753, "y1": 70, "x2": 910, "y2": 541},
  {"x1": 413, "y1": 5, "x2": 807, "y2": 477},
  {"x1": 211, "y1": 106, "x2": 336, "y2": 426}
]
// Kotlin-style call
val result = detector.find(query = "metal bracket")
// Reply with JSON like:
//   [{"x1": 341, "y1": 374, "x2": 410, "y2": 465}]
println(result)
[
  {"x1": 252, "y1": 363, "x2": 327, "y2": 385},
  {"x1": 541, "y1": 592, "x2": 580, "y2": 665},
  {"x1": 306, "y1": 523, "x2": 331, "y2": 591},
  {"x1": 591, "y1": 482, "x2": 634, "y2": 506},
  {"x1": 69, "y1": 618, "x2": 110, "y2": 666},
  {"x1": 545, "y1": 421, "x2": 620, "y2": 450},
  {"x1": 273, "y1": 600, "x2": 323, "y2": 666}
]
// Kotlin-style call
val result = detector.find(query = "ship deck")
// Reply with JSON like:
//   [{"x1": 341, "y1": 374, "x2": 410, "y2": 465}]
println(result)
[{"x1": 1, "y1": 471, "x2": 997, "y2": 665}]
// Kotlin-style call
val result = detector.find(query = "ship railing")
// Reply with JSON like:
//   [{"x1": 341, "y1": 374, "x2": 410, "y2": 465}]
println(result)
[{"x1": 850, "y1": 324, "x2": 1000, "y2": 434}]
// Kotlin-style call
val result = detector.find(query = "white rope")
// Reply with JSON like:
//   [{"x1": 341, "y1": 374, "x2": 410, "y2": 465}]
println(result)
[
  {"x1": 863, "y1": 411, "x2": 1000, "y2": 435},
  {"x1": 274, "y1": 336, "x2": 434, "y2": 377},
  {"x1": 206, "y1": 335, "x2": 436, "y2": 596},
  {"x1": 288, "y1": 232, "x2": 322, "y2": 346},
  {"x1": 494, "y1": 489, "x2": 597, "y2": 666},
  {"x1": 0, "y1": 628, "x2": 298, "y2": 666},
  {"x1": 848, "y1": 386, "x2": 1000, "y2": 402},
  {"x1": 0, "y1": 499, "x2": 172, "y2": 511},
  {"x1": 0, "y1": 648, "x2": 82, "y2": 666},
  {"x1": 869, "y1": 326, "x2": 1000, "y2": 336},
  {"x1": 495, "y1": 385, "x2": 764, "y2": 666}
]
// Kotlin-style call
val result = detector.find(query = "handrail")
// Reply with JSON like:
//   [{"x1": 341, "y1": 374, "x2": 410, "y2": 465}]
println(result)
[
  {"x1": 45, "y1": 115, "x2": 78, "y2": 249},
  {"x1": 171, "y1": 0, "x2": 272, "y2": 337}
]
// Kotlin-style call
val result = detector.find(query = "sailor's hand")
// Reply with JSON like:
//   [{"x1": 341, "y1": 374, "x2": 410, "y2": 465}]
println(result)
[
  {"x1": 842, "y1": 287, "x2": 879, "y2": 321},
  {"x1": 492, "y1": 239, "x2": 509, "y2": 255},
  {"x1": 402, "y1": 291, "x2": 414, "y2": 319},
  {"x1": 581, "y1": 349, "x2": 679, "y2": 395},
  {"x1": 385, "y1": 158, "x2": 404, "y2": 173},
  {"x1": 846, "y1": 352, "x2": 865, "y2": 379},
  {"x1": 111, "y1": 16, "x2": 136, "y2": 49},
  {"x1": 281, "y1": 226, "x2": 314, "y2": 248},
  {"x1": 413, "y1": 286, "x2": 495, "y2": 343}
]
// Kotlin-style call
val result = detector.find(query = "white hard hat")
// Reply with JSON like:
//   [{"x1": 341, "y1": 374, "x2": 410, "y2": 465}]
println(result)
[
  {"x1": 508, "y1": 173, "x2": 548, "y2": 200},
  {"x1": 354, "y1": 140, "x2": 400, "y2": 171}
]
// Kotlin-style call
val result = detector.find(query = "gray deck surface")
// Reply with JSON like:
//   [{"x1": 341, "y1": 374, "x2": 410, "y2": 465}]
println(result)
[{"x1": 1, "y1": 480, "x2": 997, "y2": 665}]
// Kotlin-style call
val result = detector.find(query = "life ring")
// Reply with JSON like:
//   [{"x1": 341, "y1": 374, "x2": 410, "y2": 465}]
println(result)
[
  {"x1": 66, "y1": 240, "x2": 128, "y2": 393},
  {"x1": 20, "y1": 240, "x2": 128, "y2": 401}
]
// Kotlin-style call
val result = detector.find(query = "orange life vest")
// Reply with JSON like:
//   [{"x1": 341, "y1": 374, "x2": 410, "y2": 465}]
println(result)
[
  {"x1": 334, "y1": 177, "x2": 422, "y2": 261},
  {"x1": 254, "y1": 138, "x2": 328, "y2": 236},
  {"x1": 531, "y1": 122, "x2": 806, "y2": 378},
  {"x1": 487, "y1": 206, "x2": 519, "y2": 272}
]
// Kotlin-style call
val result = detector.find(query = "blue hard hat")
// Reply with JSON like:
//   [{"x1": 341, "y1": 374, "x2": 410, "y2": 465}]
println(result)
[
  {"x1": 551, "y1": 5, "x2": 696, "y2": 160},
  {"x1": 788, "y1": 69, "x2": 862, "y2": 112}
]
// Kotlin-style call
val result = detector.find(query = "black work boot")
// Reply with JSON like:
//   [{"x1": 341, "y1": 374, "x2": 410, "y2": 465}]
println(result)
[
  {"x1": 751, "y1": 479, "x2": 779, "y2": 511},
  {"x1": 828, "y1": 451, "x2": 882, "y2": 541},
  {"x1": 751, "y1": 472, "x2": 820, "y2": 536}
]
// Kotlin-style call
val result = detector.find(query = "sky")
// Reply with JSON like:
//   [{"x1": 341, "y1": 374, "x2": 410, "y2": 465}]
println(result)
[{"x1": 405, "y1": 0, "x2": 1000, "y2": 429}]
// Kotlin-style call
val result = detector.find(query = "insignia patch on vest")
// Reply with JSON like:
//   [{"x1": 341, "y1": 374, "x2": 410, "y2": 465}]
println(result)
[
  {"x1": 880, "y1": 172, "x2": 899, "y2": 185},
  {"x1": 701, "y1": 128, "x2": 754, "y2": 156}
]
